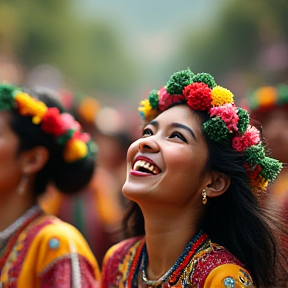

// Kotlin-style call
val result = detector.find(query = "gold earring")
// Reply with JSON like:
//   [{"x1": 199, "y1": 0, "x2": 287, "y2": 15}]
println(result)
[
  {"x1": 202, "y1": 189, "x2": 207, "y2": 205},
  {"x1": 18, "y1": 175, "x2": 29, "y2": 195}
]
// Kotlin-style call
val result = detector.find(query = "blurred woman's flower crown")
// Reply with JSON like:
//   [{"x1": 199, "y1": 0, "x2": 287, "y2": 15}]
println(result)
[
  {"x1": 0, "y1": 84, "x2": 96, "y2": 163},
  {"x1": 139, "y1": 69, "x2": 282, "y2": 195}
]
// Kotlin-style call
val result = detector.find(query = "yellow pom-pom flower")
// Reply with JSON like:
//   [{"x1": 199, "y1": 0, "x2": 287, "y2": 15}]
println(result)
[
  {"x1": 256, "y1": 86, "x2": 277, "y2": 107},
  {"x1": 63, "y1": 138, "x2": 88, "y2": 163},
  {"x1": 211, "y1": 86, "x2": 234, "y2": 106},
  {"x1": 138, "y1": 99, "x2": 154, "y2": 117},
  {"x1": 14, "y1": 92, "x2": 47, "y2": 120}
]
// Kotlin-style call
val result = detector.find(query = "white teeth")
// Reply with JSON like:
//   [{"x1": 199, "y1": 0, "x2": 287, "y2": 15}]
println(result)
[
  {"x1": 133, "y1": 160, "x2": 158, "y2": 174},
  {"x1": 144, "y1": 163, "x2": 150, "y2": 169}
]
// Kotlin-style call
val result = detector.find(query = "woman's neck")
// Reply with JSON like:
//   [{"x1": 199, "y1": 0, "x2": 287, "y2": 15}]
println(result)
[
  {"x1": 141, "y1": 203, "x2": 202, "y2": 281},
  {"x1": 0, "y1": 190, "x2": 36, "y2": 232}
]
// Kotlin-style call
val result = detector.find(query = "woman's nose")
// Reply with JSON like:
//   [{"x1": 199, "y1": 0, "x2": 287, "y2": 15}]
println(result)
[{"x1": 138, "y1": 137, "x2": 160, "y2": 153}]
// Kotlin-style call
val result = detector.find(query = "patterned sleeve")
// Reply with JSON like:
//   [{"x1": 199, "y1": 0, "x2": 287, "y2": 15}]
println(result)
[
  {"x1": 204, "y1": 264, "x2": 255, "y2": 288},
  {"x1": 39, "y1": 255, "x2": 100, "y2": 288},
  {"x1": 17, "y1": 219, "x2": 100, "y2": 288}
]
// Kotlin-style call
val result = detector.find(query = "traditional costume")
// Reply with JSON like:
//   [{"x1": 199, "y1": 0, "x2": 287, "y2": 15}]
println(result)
[
  {"x1": 101, "y1": 231, "x2": 254, "y2": 288},
  {"x1": 0, "y1": 206, "x2": 100, "y2": 287}
]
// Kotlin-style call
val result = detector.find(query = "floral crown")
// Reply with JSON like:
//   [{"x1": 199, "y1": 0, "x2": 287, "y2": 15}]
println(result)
[
  {"x1": 138, "y1": 69, "x2": 282, "y2": 195},
  {"x1": 0, "y1": 84, "x2": 96, "y2": 163},
  {"x1": 241, "y1": 84, "x2": 288, "y2": 114}
]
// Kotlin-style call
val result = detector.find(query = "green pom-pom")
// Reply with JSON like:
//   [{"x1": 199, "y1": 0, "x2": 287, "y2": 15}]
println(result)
[
  {"x1": 259, "y1": 157, "x2": 283, "y2": 182},
  {"x1": 166, "y1": 69, "x2": 194, "y2": 95},
  {"x1": 203, "y1": 117, "x2": 230, "y2": 142},
  {"x1": 148, "y1": 90, "x2": 159, "y2": 109},
  {"x1": 276, "y1": 84, "x2": 288, "y2": 105},
  {"x1": 192, "y1": 73, "x2": 216, "y2": 89},
  {"x1": 244, "y1": 144, "x2": 265, "y2": 165},
  {"x1": 56, "y1": 129, "x2": 74, "y2": 145},
  {"x1": 0, "y1": 84, "x2": 16, "y2": 110},
  {"x1": 87, "y1": 140, "x2": 98, "y2": 156},
  {"x1": 237, "y1": 108, "x2": 249, "y2": 134}
]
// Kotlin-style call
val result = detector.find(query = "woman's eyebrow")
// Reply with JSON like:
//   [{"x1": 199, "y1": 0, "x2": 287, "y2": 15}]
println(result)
[{"x1": 172, "y1": 122, "x2": 196, "y2": 140}]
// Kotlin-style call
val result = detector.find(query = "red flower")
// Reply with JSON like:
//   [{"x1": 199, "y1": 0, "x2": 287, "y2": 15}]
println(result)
[
  {"x1": 232, "y1": 126, "x2": 260, "y2": 152},
  {"x1": 158, "y1": 87, "x2": 185, "y2": 111},
  {"x1": 183, "y1": 83, "x2": 212, "y2": 111},
  {"x1": 41, "y1": 108, "x2": 66, "y2": 136}
]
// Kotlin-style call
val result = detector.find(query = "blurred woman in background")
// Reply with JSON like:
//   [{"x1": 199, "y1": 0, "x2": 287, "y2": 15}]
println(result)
[{"x1": 0, "y1": 84, "x2": 100, "y2": 287}]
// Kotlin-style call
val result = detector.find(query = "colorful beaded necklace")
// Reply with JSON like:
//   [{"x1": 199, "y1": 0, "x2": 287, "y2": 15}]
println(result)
[{"x1": 140, "y1": 230, "x2": 209, "y2": 287}]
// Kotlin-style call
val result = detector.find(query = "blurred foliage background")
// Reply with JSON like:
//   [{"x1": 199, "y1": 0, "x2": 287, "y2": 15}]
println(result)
[{"x1": 0, "y1": 0, "x2": 288, "y2": 104}]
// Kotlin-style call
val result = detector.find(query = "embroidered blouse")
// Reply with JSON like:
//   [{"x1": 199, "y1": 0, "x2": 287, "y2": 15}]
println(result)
[
  {"x1": 0, "y1": 207, "x2": 100, "y2": 288},
  {"x1": 101, "y1": 233, "x2": 254, "y2": 288}
]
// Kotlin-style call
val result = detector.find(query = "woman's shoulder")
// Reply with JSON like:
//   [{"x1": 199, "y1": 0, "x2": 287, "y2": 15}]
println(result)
[
  {"x1": 26, "y1": 214, "x2": 100, "y2": 276},
  {"x1": 101, "y1": 236, "x2": 143, "y2": 287},
  {"x1": 192, "y1": 243, "x2": 254, "y2": 287},
  {"x1": 102, "y1": 236, "x2": 143, "y2": 266},
  {"x1": 204, "y1": 263, "x2": 254, "y2": 288}
]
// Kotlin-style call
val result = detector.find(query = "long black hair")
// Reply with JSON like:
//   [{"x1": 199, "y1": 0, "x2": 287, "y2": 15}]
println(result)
[
  {"x1": 8, "y1": 87, "x2": 95, "y2": 197},
  {"x1": 122, "y1": 108, "x2": 288, "y2": 288}
]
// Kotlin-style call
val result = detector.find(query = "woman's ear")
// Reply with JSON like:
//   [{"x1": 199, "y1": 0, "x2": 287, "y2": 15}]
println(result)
[
  {"x1": 21, "y1": 146, "x2": 49, "y2": 174},
  {"x1": 205, "y1": 171, "x2": 231, "y2": 198}
]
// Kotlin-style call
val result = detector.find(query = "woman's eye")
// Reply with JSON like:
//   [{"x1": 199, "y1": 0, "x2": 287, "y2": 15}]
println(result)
[
  {"x1": 142, "y1": 128, "x2": 153, "y2": 137},
  {"x1": 169, "y1": 132, "x2": 187, "y2": 143}
]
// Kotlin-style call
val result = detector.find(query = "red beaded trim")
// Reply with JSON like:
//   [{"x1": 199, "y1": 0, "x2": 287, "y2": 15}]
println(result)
[
  {"x1": 127, "y1": 237, "x2": 146, "y2": 287},
  {"x1": 168, "y1": 233, "x2": 209, "y2": 285}
]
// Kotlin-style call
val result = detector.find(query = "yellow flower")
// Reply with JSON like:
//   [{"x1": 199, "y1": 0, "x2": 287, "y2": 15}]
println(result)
[
  {"x1": 14, "y1": 92, "x2": 47, "y2": 120},
  {"x1": 256, "y1": 86, "x2": 277, "y2": 107},
  {"x1": 251, "y1": 175, "x2": 268, "y2": 195},
  {"x1": 138, "y1": 99, "x2": 152, "y2": 114},
  {"x1": 211, "y1": 86, "x2": 234, "y2": 106},
  {"x1": 63, "y1": 139, "x2": 88, "y2": 163}
]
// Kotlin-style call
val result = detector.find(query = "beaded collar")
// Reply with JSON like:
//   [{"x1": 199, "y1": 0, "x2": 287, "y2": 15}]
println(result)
[{"x1": 124, "y1": 230, "x2": 209, "y2": 288}]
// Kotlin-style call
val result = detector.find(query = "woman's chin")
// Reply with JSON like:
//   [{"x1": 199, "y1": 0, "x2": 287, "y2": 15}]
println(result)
[{"x1": 122, "y1": 181, "x2": 148, "y2": 201}]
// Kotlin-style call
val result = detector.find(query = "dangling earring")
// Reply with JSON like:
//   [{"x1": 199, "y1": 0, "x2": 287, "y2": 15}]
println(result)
[
  {"x1": 18, "y1": 175, "x2": 29, "y2": 195},
  {"x1": 202, "y1": 189, "x2": 207, "y2": 205}
]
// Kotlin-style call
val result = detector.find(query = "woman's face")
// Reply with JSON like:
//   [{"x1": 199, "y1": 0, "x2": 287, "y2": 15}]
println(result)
[
  {"x1": 0, "y1": 112, "x2": 23, "y2": 200},
  {"x1": 122, "y1": 105, "x2": 211, "y2": 208}
]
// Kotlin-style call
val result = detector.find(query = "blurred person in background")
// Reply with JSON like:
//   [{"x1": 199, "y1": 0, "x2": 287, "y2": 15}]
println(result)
[
  {"x1": 240, "y1": 85, "x2": 288, "y2": 210},
  {"x1": 41, "y1": 94, "x2": 131, "y2": 266},
  {"x1": 0, "y1": 84, "x2": 100, "y2": 287}
]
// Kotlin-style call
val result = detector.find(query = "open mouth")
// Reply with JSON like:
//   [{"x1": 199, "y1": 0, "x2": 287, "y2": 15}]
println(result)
[{"x1": 133, "y1": 160, "x2": 161, "y2": 175}]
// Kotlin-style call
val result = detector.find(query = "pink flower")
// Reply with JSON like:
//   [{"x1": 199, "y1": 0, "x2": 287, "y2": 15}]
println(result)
[
  {"x1": 61, "y1": 113, "x2": 81, "y2": 132},
  {"x1": 232, "y1": 126, "x2": 261, "y2": 152},
  {"x1": 74, "y1": 131, "x2": 91, "y2": 143},
  {"x1": 158, "y1": 87, "x2": 185, "y2": 111},
  {"x1": 209, "y1": 103, "x2": 239, "y2": 132}
]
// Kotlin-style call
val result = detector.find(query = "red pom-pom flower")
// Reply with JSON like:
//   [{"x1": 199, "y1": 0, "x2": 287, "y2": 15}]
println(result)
[
  {"x1": 183, "y1": 83, "x2": 212, "y2": 111},
  {"x1": 232, "y1": 126, "x2": 260, "y2": 152},
  {"x1": 158, "y1": 87, "x2": 185, "y2": 112},
  {"x1": 41, "y1": 107, "x2": 66, "y2": 137}
]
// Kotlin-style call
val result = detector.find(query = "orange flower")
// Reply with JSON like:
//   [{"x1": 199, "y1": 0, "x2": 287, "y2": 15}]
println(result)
[{"x1": 255, "y1": 87, "x2": 277, "y2": 107}]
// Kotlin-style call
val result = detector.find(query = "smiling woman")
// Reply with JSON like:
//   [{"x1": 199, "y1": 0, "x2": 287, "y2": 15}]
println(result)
[{"x1": 101, "y1": 69, "x2": 288, "y2": 288}]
